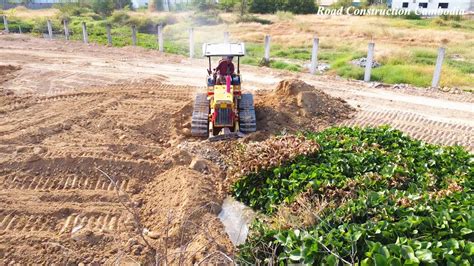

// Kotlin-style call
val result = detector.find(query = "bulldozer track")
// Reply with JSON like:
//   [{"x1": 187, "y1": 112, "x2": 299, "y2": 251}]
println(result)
[
  {"x1": 239, "y1": 94, "x2": 257, "y2": 133},
  {"x1": 58, "y1": 212, "x2": 130, "y2": 234},
  {"x1": 0, "y1": 213, "x2": 57, "y2": 233},
  {"x1": 2, "y1": 174, "x2": 130, "y2": 191},
  {"x1": 191, "y1": 93, "x2": 210, "y2": 137}
]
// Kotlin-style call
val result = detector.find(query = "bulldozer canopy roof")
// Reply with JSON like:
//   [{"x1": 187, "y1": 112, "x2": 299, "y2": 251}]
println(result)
[{"x1": 202, "y1": 43, "x2": 245, "y2": 57}]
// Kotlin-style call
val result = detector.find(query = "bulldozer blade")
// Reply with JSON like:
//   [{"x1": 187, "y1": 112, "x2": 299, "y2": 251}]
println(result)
[{"x1": 208, "y1": 132, "x2": 244, "y2": 142}]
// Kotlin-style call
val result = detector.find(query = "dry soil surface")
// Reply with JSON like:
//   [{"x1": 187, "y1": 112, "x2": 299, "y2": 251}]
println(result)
[{"x1": 0, "y1": 34, "x2": 473, "y2": 264}]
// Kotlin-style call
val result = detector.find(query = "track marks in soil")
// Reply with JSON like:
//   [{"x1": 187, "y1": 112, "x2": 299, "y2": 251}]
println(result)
[
  {"x1": 59, "y1": 212, "x2": 131, "y2": 234},
  {"x1": 0, "y1": 81, "x2": 197, "y2": 264},
  {"x1": 0, "y1": 212, "x2": 57, "y2": 233},
  {"x1": 2, "y1": 173, "x2": 130, "y2": 191},
  {"x1": 341, "y1": 109, "x2": 473, "y2": 150}
]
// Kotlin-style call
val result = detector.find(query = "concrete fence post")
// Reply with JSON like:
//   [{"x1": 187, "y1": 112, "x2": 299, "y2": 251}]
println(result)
[
  {"x1": 3, "y1": 15, "x2": 9, "y2": 33},
  {"x1": 224, "y1": 31, "x2": 229, "y2": 43},
  {"x1": 18, "y1": 26, "x2": 22, "y2": 34},
  {"x1": 364, "y1": 42, "x2": 375, "y2": 82},
  {"x1": 310, "y1": 37, "x2": 319, "y2": 75},
  {"x1": 63, "y1": 19, "x2": 70, "y2": 40},
  {"x1": 157, "y1": 24, "x2": 164, "y2": 52},
  {"x1": 131, "y1": 25, "x2": 137, "y2": 46},
  {"x1": 189, "y1": 28, "x2": 194, "y2": 59},
  {"x1": 431, "y1": 47, "x2": 445, "y2": 88},
  {"x1": 81, "y1": 22, "x2": 88, "y2": 44},
  {"x1": 47, "y1": 19, "x2": 53, "y2": 40},
  {"x1": 263, "y1": 35, "x2": 271, "y2": 65},
  {"x1": 106, "y1": 24, "x2": 112, "y2": 45}
]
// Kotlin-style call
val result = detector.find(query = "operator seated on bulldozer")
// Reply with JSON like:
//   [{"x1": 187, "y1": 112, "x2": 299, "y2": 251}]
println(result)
[{"x1": 214, "y1": 56, "x2": 235, "y2": 85}]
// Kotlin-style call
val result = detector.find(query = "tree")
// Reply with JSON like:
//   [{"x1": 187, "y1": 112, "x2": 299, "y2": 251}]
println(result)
[
  {"x1": 249, "y1": 0, "x2": 284, "y2": 13},
  {"x1": 219, "y1": 0, "x2": 239, "y2": 12},
  {"x1": 91, "y1": 0, "x2": 114, "y2": 17},
  {"x1": 114, "y1": 0, "x2": 132, "y2": 9},
  {"x1": 285, "y1": 0, "x2": 317, "y2": 14}
]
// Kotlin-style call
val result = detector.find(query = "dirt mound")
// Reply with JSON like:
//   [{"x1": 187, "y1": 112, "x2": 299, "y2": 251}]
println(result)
[
  {"x1": 0, "y1": 65, "x2": 21, "y2": 84},
  {"x1": 140, "y1": 166, "x2": 233, "y2": 264},
  {"x1": 255, "y1": 79, "x2": 355, "y2": 135}
]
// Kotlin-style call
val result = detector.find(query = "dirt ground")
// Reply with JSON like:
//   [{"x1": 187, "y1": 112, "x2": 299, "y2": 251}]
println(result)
[{"x1": 0, "y1": 35, "x2": 473, "y2": 264}]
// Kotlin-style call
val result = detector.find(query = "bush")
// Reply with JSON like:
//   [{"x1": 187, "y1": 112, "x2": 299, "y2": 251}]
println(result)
[
  {"x1": 284, "y1": 0, "x2": 317, "y2": 14},
  {"x1": 109, "y1": 9, "x2": 130, "y2": 24},
  {"x1": 218, "y1": 0, "x2": 239, "y2": 12},
  {"x1": 249, "y1": 0, "x2": 317, "y2": 14},
  {"x1": 193, "y1": 0, "x2": 217, "y2": 11},
  {"x1": 237, "y1": 14, "x2": 272, "y2": 24},
  {"x1": 400, "y1": 11, "x2": 421, "y2": 20},
  {"x1": 91, "y1": 0, "x2": 115, "y2": 17},
  {"x1": 114, "y1": 0, "x2": 133, "y2": 9},
  {"x1": 331, "y1": 0, "x2": 352, "y2": 8},
  {"x1": 249, "y1": 0, "x2": 284, "y2": 13},
  {"x1": 440, "y1": 14, "x2": 463, "y2": 21}
]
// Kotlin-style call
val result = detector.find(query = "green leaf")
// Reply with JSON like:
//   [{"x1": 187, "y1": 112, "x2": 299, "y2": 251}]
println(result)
[
  {"x1": 324, "y1": 254, "x2": 338, "y2": 266},
  {"x1": 388, "y1": 257, "x2": 402, "y2": 266},
  {"x1": 445, "y1": 239, "x2": 460, "y2": 249},
  {"x1": 415, "y1": 249, "x2": 434, "y2": 262},
  {"x1": 352, "y1": 231, "x2": 363, "y2": 242},
  {"x1": 460, "y1": 228, "x2": 472, "y2": 235},
  {"x1": 289, "y1": 248, "x2": 302, "y2": 262},
  {"x1": 374, "y1": 253, "x2": 388, "y2": 266},
  {"x1": 401, "y1": 245, "x2": 417, "y2": 261}
]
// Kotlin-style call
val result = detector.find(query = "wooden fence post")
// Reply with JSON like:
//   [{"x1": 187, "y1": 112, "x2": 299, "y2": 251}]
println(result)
[
  {"x1": 3, "y1": 15, "x2": 9, "y2": 33},
  {"x1": 263, "y1": 35, "x2": 271, "y2": 65},
  {"x1": 224, "y1": 31, "x2": 229, "y2": 43},
  {"x1": 63, "y1": 19, "x2": 69, "y2": 40},
  {"x1": 47, "y1": 19, "x2": 53, "y2": 40},
  {"x1": 310, "y1": 37, "x2": 319, "y2": 75},
  {"x1": 131, "y1": 25, "x2": 137, "y2": 46},
  {"x1": 431, "y1": 47, "x2": 445, "y2": 88},
  {"x1": 157, "y1": 24, "x2": 164, "y2": 52},
  {"x1": 364, "y1": 42, "x2": 375, "y2": 82},
  {"x1": 106, "y1": 24, "x2": 112, "y2": 45},
  {"x1": 189, "y1": 28, "x2": 194, "y2": 59},
  {"x1": 82, "y1": 22, "x2": 88, "y2": 44}
]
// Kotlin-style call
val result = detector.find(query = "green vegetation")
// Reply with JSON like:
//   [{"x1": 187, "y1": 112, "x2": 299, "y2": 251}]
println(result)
[
  {"x1": 248, "y1": 0, "x2": 317, "y2": 14},
  {"x1": 233, "y1": 126, "x2": 473, "y2": 265},
  {"x1": 1, "y1": 7, "x2": 472, "y2": 88}
]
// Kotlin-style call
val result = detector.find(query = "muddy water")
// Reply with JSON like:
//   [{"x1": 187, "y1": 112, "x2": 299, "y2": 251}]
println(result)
[{"x1": 218, "y1": 197, "x2": 256, "y2": 246}]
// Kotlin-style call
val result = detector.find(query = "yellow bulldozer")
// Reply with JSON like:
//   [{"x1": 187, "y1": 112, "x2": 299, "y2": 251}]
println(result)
[{"x1": 191, "y1": 43, "x2": 256, "y2": 141}]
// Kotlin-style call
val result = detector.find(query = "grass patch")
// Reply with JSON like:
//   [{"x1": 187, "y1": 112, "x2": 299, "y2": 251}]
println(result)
[{"x1": 270, "y1": 60, "x2": 301, "y2": 72}]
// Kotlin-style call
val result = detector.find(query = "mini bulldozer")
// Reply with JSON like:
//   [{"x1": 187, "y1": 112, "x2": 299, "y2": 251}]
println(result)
[{"x1": 191, "y1": 42, "x2": 256, "y2": 141}]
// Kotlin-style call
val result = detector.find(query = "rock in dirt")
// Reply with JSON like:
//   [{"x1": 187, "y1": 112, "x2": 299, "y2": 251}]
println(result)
[{"x1": 189, "y1": 157, "x2": 210, "y2": 172}]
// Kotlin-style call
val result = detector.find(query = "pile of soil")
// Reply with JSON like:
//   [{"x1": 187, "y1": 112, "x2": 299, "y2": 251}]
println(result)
[
  {"x1": 254, "y1": 79, "x2": 355, "y2": 135},
  {"x1": 140, "y1": 166, "x2": 234, "y2": 264},
  {"x1": 0, "y1": 65, "x2": 21, "y2": 84}
]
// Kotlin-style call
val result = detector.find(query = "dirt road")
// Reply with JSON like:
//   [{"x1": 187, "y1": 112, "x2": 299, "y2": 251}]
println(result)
[{"x1": 0, "y1": 35, "x2": 472, "y2": 264}]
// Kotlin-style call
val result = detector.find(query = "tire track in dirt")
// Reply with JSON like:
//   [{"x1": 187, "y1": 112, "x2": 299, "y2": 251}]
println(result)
[
  {"x1": 0, "y1": 81, "x2": 204, "y2": 264},
  {"x1": 340, "y1": 109, "x2": 473, "y2": 150}
]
